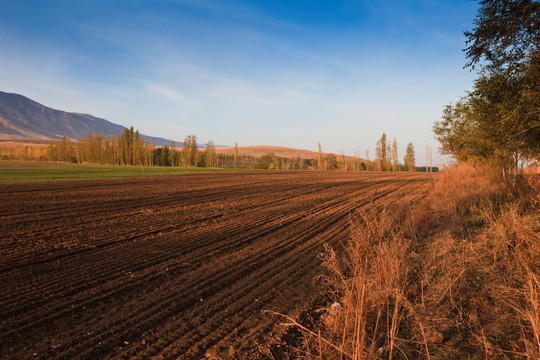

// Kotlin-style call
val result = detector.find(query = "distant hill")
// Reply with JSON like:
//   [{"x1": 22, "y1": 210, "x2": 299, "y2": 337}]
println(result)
[
  {"x1": 0, "y1": 91, "x2": 178, "y2": 146},
  {"x1": 216, "y1": 145, "x2": 366, "y2": 161},
  {"x1": 215, "y1": 145, "x2": 319, "y2": 159}
]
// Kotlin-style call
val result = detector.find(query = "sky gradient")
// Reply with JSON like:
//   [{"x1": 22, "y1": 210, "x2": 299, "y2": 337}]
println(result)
[{"x1": 0, "y1": 0, "x2": 480, "y2": 165}]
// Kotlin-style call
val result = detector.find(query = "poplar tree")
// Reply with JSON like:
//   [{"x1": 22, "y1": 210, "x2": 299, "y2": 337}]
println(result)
[
  {"x1": 375, "y1": 133, "x2": 388, "y2": 171},
  {"x1": 189, "y1": 135, "x2": 198, "y2": 167},
  {"x1": 375, "y1": 141, "x2": 382, "y2": 171},
  {"x1": 181, "y1": 136, "x2": 191, "y2": 167},
  {"x1": 134, "y1": 130, "x2": 142, "y2": 165},
  {"x1": 404, "y1": 143, "x2": 416, "y2": 172},
  {"x1": 204, "y1": 141, "x2": 216, "y2": 168},
  {"x1": 386, "y1": 142, "x2": 392, "y2": 171},
  {"x1": 169, "y1": 141, "x2": 177, "y2": 166},
  {"x1": 392, "y1": 138, "x2": 398, "y2": 171},
  {"x1": 381, "y1": 133, "x2": 387, "y2": 171}
]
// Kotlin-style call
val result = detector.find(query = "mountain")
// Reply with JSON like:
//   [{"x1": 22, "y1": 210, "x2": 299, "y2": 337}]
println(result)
[{"x1": 0, "y1": 91, "x2": 177, "y2": 146}]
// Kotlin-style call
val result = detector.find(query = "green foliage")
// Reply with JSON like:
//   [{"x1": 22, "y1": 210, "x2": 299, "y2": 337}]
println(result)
[
  {"x1": 324, "y1": 153, "x2": 338, "y2": 170},
  {"x1": 434, "y1": 101, "x2": 486, "y2": 162},
  {"x1": 0, "y1": 161, "x2": 227, "y2": 184},
  {"x1": 153, "y1": 145, "x2": 170, "y2": 166},
  {"x1": 437, "y1": 0, "x2": 540, "y2": 176},
  {"x1": 464, "y1": 0, "x2": 540, "y2": 72},
  {"x1": 254, "y1": 153, "x2": 278, "y2": 169}
]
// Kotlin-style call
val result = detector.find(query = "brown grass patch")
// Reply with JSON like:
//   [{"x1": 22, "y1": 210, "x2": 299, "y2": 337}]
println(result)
[{"x1": 283, "y1": 164, "x2": 539, "y2": 359}]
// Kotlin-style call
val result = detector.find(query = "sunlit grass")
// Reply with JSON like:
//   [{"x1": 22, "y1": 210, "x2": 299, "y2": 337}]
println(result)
[{"x1": 0, "y1": 161, "x2": 239, "y2": 184}]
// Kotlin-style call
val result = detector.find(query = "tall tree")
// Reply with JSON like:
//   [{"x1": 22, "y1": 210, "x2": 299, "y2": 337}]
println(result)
[
  {"x1": 386, "y1": 141, "x2": 392, "y2": 171},
  {"x1": 464, "y1": 0, "x2": 540, "y2": 73},
  {"x1": 375, "y1": 133, "x2": 387, "y2": 171},
  {"x1": 204, "y1": 141, "x2": 216, "y2": 168},
  {"x1": 435, "y1": 68, "x2": 539, "y2": 175},
  {"x1": 392, "y1": 138, "x2": 398, "y2": 171},
  {"x1": 60, "y1": 136, "x2": 73, "y2": 162},
  {"x1": 161, "y1": 145, "x2": 170, "y2": 166},
  {"x1": 169, "y1": 141, "x2": 178, "y2": 166},
  {"x1": 404, "y1": 143, "x2": 416, "y2": 172},
  {"x1": 134, "y1": 130, "x2": 143, "y2": 165},
  {"x1": 375, "y1": 141, "x2": 383, "y2": 171},
  {"x1": 181, "y1": 136, "x2": 191, "y2": 167},
  {"x1": 189, "y1": 135, "x2": 198, "y2": 167},
  {"x1": 437, "y1": 0, "x2": 540, "y2": 177},
  {"x1": 119, "y1": 127, "x2": 136, "y2": 165},
  {"x1": 381, "y1": 133, "x2": 387, "y2": 171}
]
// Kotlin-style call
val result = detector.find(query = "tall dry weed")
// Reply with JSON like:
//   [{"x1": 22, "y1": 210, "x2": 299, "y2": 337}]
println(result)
[
  {"x1": 414, "y1": 163, "x2": 506, "y2": 233},
  {"x1": 294, "y1": 164, "x2": 539, "y2": 359},
  {"x1": 305, "y1": 208, "x2": 421, "y2": 360},
  {"x1": 481, "y1": 205, "x2": 540, "y2": 358},
  {"x1": 411, "y1": 164, "x2": 539, "y2": 359}
]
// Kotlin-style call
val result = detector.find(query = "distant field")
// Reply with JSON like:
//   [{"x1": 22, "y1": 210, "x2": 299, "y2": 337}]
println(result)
[{"x1": 0, "y1": 161, "x2": 233, "y2": 184}]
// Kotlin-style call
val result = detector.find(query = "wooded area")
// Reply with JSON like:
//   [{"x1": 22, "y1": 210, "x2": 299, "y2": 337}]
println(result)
[
  {"x1": 434, "y1": 0, "x2": 540, "y2": 177},
  {"x1": 1, "y1": 130, "x2": 435, "y2": 172}
]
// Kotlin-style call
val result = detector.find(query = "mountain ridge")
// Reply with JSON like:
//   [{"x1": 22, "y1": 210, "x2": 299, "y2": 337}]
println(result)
[{"x1": 0, "y1": 91, "x2": 178, "y2": 146}]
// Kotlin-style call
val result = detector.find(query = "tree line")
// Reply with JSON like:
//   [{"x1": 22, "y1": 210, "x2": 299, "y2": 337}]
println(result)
[
  {"x1": 434, "y1": 0, "x2": 539, "y2": 178},
  {"x1": 41, "y1": 129, "x2": 221, "y2": 167},
  {"x1": 1, "y1": 129, "x2": 435, "y2": 172},
  {"x1": 373, "y1": 133, "x2": 418, "y2": 172}
]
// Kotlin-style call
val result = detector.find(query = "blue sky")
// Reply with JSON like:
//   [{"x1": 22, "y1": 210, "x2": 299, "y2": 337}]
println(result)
[{"x1": 0, "y1": 0, "x2": 479, "y2": 165}]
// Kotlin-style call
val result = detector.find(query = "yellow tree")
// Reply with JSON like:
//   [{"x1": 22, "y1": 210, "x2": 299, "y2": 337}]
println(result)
[
  {"x1": 392, "y1": 138, "x2": 398, "y2": 171},
  {"x1": 404, "y1": 142, "x2": 416, "y2": 172},
  {"x1": 204, "y1": 141, "x2": 217, "y2": 168},
  {"x1": 181, "y1": 136, "x2": 191, "y2": 167}
]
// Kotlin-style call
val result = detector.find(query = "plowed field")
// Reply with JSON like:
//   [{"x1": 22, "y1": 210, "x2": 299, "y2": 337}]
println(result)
[{"x1": 0, "y1": 171, "x2": 431, "y2": 359}]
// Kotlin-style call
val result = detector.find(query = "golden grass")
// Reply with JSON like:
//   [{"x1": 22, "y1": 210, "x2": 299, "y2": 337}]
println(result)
[{"x1": 284, "y1": 164, "x2": 539, "y2": 359}]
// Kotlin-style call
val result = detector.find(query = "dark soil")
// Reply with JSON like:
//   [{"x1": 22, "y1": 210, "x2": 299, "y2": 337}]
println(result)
[{"x1": 0, "y1": 171, "x2": 430, "y2": 359}]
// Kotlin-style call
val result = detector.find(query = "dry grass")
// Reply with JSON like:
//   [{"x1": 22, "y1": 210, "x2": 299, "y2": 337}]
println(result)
[
  {"x1": 316, "y1": 209, "x2": 414, "y2": 359},
  {"x1": 285, "y1": 164, "x2": 539, "y2": 359},
  {"x1": 282, "y1": 206, "x2": 428, "y2": 360}
]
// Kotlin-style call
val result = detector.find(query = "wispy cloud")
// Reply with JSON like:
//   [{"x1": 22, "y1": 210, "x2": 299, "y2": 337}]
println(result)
[{"x1": 135, "y1": 79, "x2": 201, "y2": 106}]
